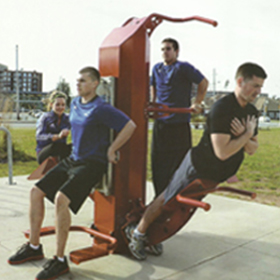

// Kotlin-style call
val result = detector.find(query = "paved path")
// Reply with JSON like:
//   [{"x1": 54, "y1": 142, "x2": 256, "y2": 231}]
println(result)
[{"x1": 1, "y1": 175, "x2": 280, "y2": 280}]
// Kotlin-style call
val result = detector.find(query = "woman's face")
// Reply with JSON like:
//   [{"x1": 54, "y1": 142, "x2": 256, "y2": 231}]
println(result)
[{"x1": 51, "y1": 97, "x2": 66, "y2": 116}]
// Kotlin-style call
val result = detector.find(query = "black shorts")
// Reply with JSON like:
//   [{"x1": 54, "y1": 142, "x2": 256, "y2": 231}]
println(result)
[
  {"x1": 36, "y1": 157, "x2": 107, "y2": 214},
  {"x1": 164, "y1": 150, "x2": 198, "y2": 204},
  {"x1": 37, "y1": 142, "x2": 72, "y2": 164}
]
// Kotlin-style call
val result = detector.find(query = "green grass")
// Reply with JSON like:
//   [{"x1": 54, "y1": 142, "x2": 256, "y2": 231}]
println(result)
[
  {"x1": 0, "y1": 127, "x2": 38, "y2": 177},
  {"x1": 1, "y1": 127, "x2": 280, "y2": 203},
  {"x1": 231, "y1": 128, "x2": 280, "y2": 195}
]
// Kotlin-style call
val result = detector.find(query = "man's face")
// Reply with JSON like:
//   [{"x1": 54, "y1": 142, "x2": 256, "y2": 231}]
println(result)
[
  {"x1": 239, "y1": 75, "x2": 264, "y2": 103},
  {"x1": 161, "y1": 42, "x2": 178, "y2": 65},
  {"x1": 76, "y1": 72, "x2": 97, "y2": 97}
]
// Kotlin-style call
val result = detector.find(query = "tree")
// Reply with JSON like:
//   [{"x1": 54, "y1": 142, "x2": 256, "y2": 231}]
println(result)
[{"x1": 56, "y1": 77, "x2": 71, "y2": 107}]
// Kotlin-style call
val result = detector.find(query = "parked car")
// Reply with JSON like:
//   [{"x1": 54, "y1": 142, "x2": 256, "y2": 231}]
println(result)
[
  {"x1": 28, "y1": 109, "x2": 43, "y2": 118},
  {"x1": 259, "y1": 116, "x2": 270, "y2": 122}
]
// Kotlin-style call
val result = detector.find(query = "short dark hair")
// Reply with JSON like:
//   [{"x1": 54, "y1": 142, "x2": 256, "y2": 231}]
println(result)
[
  {"x1": 161, "y1": 38, "x2": 179, "y2": 51},
  {"x1": 79, "y1": 67, "x2": 100, "y2": 82},
  {"x1": 235, "y1": 63, "x2": 267, "y2": 81}
]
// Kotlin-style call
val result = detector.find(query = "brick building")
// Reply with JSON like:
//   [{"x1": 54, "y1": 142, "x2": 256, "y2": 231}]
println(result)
[{"x1": 0, "y1": 65, "x2": 42, "y2": 93}]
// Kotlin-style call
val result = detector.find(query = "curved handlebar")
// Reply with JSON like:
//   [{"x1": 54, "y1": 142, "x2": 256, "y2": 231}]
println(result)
[
  {"x1": 146, "y1": 13, "x2": 218, "y2": 27},
  {"x1": 145, "y1": 103, "x2": 194, "y2": 119},
  {"x1": 122, "y1": 13, "x2": 218, "y2": 37},
  {"x1": 146, "y1": 107, "x2": 194, "y2": 114}
]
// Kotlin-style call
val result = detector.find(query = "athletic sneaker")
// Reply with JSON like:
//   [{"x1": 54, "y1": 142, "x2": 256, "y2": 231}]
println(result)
[
  {"x1": 124, "y1": 223, "x2": 137, "y2": 241},
  {"x1": 8, "y1": 243, "x2": 44, "y2": 265},
  {"x1": 125, "y1": 223, "x2": 163, "y2": 256},
  {"x1": 125, "y1": 224, "x2": 147, "y2": 260},
  {"x1": 146, "y1": 243, "x2": 163, "y2": 256},
  {"x1": 35, "y1": 256, "x2": 69, "y2": 280}
]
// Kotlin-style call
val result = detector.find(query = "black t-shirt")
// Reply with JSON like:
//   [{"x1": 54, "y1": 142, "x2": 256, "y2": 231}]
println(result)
[{"x1": 191, "y1": 93, "x2": 258, "y2": 182}]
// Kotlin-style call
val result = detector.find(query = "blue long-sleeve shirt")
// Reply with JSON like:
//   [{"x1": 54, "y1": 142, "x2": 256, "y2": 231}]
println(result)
[{"x1": 36, "y1": 110, "x2": 71, "y2": 152}]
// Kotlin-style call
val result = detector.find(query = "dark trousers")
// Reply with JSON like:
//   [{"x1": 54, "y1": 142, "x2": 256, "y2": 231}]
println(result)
[
  {"x1": 151, "y1": 120, "x2": 192, "y2": 196},
  {"x1": 37, "y1": 142, "x2": 72, "y2": 164}
]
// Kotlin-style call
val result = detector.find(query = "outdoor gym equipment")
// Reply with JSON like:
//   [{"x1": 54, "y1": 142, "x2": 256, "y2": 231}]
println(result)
[{"x1": 25, "y1": 13, "x2": 255, "y2": 264}]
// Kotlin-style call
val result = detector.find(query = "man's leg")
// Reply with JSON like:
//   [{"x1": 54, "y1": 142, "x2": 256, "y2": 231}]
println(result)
[
  {"x1": 8, "y1": 186, "x2": 45, "y2": 265},
  {"x1": 137, "y1": 192, "x2": 165, "y2": 234},
  {"x1": 34, "y1": 192, "x2": 70, "y2": 280},
  {"x1": 127, "y1": 150, "x2": 197, "y2": 260},
  {"x1": 35, "y1": 159, "x2": 105, "y2": 280},
  {"x1": 126, "y1": 192, "x2": 165, "y2": 260},
  {"x1": 29, "y1": 186, "x2": 46, "y2": 245},
  {"x1": 151, "y1": 121, "x2": 191, "y2": 197},
  {"x1": 54, "y1": 191, "x2": 71, "y2": 258}
]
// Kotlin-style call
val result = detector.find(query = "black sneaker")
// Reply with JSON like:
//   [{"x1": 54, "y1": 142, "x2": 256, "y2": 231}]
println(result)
[
  {"x1": 8, "y1": 243, "x2": 44, "y2": 265},
  {"x1": 35, "y1": 256, "x2": 69, "y2": 280}
]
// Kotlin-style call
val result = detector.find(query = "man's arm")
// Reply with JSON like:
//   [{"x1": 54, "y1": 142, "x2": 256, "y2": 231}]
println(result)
[
  {"x1": 191, "y1": 78, "x2": 208, "y2": 113},
  {"x1": 150, "y1": 85, "x2": 156, "y2": 103},
  {"x1": 211, "y1": 115, "x2": 257, "y2": 161},
  {"x1": 244, "y1": 135, "x2": 258, "y2": 155},
  {"x1": 107, "y1": 120, "x2": 137, "y2": 164},
  {"x1": 230, "y1": 117, "x2": 258, "y2": 156}
]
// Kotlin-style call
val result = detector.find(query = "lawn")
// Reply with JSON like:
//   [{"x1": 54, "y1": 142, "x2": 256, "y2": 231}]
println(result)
[
  {"x1": 1, "y1": 126, "x2": 280, "y2": 206},
  {"x1": 0, "y1": 127, "x2": 38, "y2": 176}
]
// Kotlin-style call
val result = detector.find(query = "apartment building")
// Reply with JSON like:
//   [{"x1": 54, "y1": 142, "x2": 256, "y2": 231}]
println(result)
[{"x1": 0, "y1": 66, "x2": 42, "y2": 93}]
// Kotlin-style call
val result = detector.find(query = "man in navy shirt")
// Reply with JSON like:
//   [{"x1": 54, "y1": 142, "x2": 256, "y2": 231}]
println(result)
[
  {"x1": 127, "y1": 62, "x2": 267, "y2": 261},
  {"x1": 8, "y1": 67, "x2": 136, "y2": 280},
  {"x1": 150, "y1": 38, "x2": 209, "y2": 199}
]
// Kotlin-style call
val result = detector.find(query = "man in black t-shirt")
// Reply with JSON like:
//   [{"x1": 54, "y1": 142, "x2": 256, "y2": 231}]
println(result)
[
  {"x1": 191, "y1": 91, "x2": 259, "y2": 183},
  {"x1": 125, "y1": 62, "x2": 267, "y2": 261}
]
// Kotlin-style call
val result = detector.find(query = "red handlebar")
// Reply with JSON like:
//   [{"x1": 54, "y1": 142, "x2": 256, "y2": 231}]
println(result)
[
  {"x1": 147, "y1": 14, "x2": 218, "y2": 27},
  {"x1": 176, "y1": 194, "x2": 211, "y2": 211},
  {"x1": 145, "y1": 103, "x2": 194, "y2": 119}
]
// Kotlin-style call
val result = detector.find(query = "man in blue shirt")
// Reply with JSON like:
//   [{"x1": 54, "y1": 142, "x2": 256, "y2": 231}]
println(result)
[
  {"x1": 150, "y1": 38, "x2": 208, "y2": 199},
  {"x1": 8, "y1": 67, "x2": 136, "y2": 280}
]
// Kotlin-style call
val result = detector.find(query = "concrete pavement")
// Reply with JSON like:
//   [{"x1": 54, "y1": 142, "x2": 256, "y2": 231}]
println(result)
[{"x1": 1, "y1": 175, "x2": 280, "y2": 280}]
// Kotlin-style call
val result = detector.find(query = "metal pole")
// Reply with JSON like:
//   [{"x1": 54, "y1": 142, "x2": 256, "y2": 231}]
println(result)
[
  {"x1": 279, "y1": 104, "x2": 280, "y2": 126},
  {"x1": 0, "y1": 126, "x2": 15, "y2": 185},
  {"x1": 16, "y1": 45, "x2": 20, "y2": 120},
  {"x1": 213, "y1": 68, "x2": 216, "y2": 95}
]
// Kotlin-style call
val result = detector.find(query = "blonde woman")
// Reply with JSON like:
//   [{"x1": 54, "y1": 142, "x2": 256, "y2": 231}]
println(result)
[{"x1": 36, "y1": 90, "x2": 71, "y2": 164}]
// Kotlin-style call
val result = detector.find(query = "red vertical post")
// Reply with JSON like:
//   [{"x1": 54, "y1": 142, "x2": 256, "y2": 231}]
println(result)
[{"x1": 96, "y1": 18, "x2": 150, "y2": 253}]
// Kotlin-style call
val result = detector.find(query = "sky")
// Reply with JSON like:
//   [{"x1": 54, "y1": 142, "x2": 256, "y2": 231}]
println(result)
[{"x1": 0, "y1": 0, "x2": 279, "y2": 97}]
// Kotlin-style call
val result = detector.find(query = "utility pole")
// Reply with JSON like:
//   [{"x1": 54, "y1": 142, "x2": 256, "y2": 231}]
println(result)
[
  {"x1": 15, "y1": 45, "x2": 20, "y2": 120},
  {"x1": 213, "y1": 68, "x2": 216, "y2": 95},
  {"x1": 278, "y1": 104, "x2": 280, "y2": 125}
]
